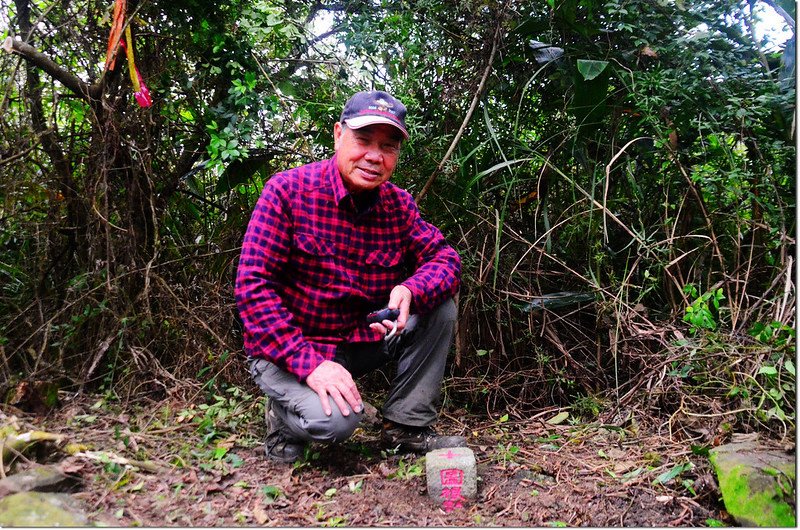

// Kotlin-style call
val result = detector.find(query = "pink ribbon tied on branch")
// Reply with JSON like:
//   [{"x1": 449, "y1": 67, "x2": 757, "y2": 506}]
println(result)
[
  {"x1": 104, "y1": 0, "x2": 152, "y2": 108},
  {"x1": 120, "y1": 29, "x2": 152, "y2": 108}
]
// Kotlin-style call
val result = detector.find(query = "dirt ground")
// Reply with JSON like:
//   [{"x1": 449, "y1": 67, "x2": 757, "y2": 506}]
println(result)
[{"x1": 5, "y1": 390, "x2": 735, "y2": 527}]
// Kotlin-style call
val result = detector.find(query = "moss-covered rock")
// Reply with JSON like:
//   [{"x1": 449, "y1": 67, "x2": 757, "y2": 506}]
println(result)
[
  {"x1": 710, "y1": 439, "x2": 795, "y2": 527},
  {"x1": 0, "y1": 491, "x2": 89, "y2": 527}
]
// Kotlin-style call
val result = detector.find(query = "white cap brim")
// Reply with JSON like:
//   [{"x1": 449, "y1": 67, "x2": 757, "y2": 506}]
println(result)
[{"x1": 344, "y1": 116, "x2": 409, "y2": 139}]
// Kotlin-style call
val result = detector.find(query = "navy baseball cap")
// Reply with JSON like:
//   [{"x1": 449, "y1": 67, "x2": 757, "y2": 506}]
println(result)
[{"x1": 339, "y1": 90, "x2": 409, "y2": 139}]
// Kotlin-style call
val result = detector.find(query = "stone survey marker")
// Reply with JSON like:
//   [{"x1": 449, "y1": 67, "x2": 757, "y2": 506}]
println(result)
[{"x1": 426, "y1": 447, "x2": 477, "y2": 512}]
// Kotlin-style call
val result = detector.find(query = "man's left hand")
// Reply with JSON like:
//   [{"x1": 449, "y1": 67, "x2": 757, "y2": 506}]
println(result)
[{"x1": 369, "y1": 284, "x2": 412, "y2": 336}]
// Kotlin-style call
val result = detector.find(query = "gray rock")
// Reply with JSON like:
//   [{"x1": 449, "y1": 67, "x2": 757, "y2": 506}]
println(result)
[
  {"x1": 361, "y1": 401, "x2": 381, "y2": 427},
  {"x1": 0, "y1": 465, "x2": 79, "y2": 497},
  {"x1": 0, "y1": 491, "x2": 89, "y2": 526},
  {"x1": 426, "y1": 447, "x2": 477, "y2": 511}
]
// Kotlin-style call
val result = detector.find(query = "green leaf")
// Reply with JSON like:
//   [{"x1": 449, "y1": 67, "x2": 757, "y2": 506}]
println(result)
[
  {"x1": 653, "y1": 462, "x2": 691, "y2": 485},
  {"x1": 226, "y1": 452, "x2": 244, "y2": 468},
  {"x1": 576, "y1": 59, "x2": 609, "y2": 81},
  {"x1": 277, "y1": 80, "x2": 296, "y2": 96},
  {"x1": 546, "y1": 411, "x2": 569, "y2": 425},
  {"x1": 784, "y1": 360, "x2": 795, "y2": 376},
  {"x1": 261, "y1": 485, "x2": 283, "y2": 502},
  {"x1": 758, "y1": 366, "x2": 778, "y2": 376}
]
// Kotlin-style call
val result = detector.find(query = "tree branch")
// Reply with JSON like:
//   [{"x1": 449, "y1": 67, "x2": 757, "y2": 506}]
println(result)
[
  {"x1": 3, "y1": 36, "x2": 100, "y2": 101},
  {"x1": 415, "y1": 22, "x2": 502, "y2": 202}
]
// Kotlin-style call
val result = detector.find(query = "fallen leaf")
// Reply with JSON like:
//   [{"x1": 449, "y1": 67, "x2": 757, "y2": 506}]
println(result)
[
  {"x1": 217, "y1": 435, "x2": 237, "y2": 450},
  {"x1": 546, "y1": 411, "x2": 569, "y2": 425},
  {"x1": 253, "y1": 502, "x2": 269, "y2": 525},
  {"x1": 205, "y1": 482, "x2": 225, "y2": 494},
  {"x1": 59, "y1": 459, "x2": 88, "y2": 475},
  {"x1": 606, "y1": 447, "x2": 626, "y2": 459},
  {"x1": 612, "y1": 460, "x2": 638, "y2": 474}
]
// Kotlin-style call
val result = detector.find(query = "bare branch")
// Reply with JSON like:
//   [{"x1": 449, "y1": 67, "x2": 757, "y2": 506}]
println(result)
[
  {"x1": 3, "y1": 36, "x2": 99, "y2": 101},
  {"x1": 415, "y1": 22, "x2": 503, "y2": 202}
]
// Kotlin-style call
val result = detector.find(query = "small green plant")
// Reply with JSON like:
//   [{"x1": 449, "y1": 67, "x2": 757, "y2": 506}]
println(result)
[
  {"x1": 292, "y1": 446, "x2": 320, "y2": 470},
  {"x1": 572, "y1": 394, "x2": 603, "y2": 420},
  {"x1": 682, "y1": 285, "x2": 725, "y2": 334},
  {"x1": 323, "y1": 516, "x2": 346, "y2": 527},
  {"x1": 749, "y1": 320, "x2": 795, "y2": 347},
  {"x1": 495, "y1": 442, "x2": 521, "y2": 465},
  {"x1": 753, "y1": 358, "x2": 795, "y2": 424},
  {"x1": 261, "y1": 485, "x2": 284, "y2": 504},
  {"x1": 389, "y1": 456, "x2": 423, "y2": 480},
  {"x1": 347, "y1": 479, "x2": 363, "y2": 493},
  {"x1": 176, "y1": 386, "x2": 257, "y2": 445}
]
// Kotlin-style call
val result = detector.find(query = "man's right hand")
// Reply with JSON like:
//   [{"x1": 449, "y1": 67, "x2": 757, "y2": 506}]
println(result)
[{"x1": 305, "y1": 360, "x2": 363, "y2": 417}]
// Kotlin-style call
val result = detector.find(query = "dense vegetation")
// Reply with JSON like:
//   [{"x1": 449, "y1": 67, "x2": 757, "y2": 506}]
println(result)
[{"x1": 0, "y1": 0, "x2": 795, "y2": 441}]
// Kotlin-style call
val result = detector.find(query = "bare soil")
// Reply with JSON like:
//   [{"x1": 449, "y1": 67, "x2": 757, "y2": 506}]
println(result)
[{"x1": 6, "y1": 391, "x2": 734, "y2": 527}]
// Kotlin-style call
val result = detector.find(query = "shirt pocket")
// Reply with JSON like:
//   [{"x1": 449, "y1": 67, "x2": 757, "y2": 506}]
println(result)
[
  {"x1": 363, "y1": 248, "x2": 406, "y2": 297},
  {"x1": 292, "y1": 232, "x2": 339, "y2": 288},
  {"x1": 365, "y1": 248, "x2": 404, "y2": 268}
]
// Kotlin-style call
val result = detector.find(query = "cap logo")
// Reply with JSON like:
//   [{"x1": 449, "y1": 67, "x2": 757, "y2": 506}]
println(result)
[{"x1": 373, "y1": 98, "x2": 393, "y2": 113}]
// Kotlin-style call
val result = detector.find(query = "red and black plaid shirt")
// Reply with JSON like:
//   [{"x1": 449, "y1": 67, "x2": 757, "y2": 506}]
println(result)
[{"x1": 235, "y1": 155, "x2": 461, "y2": 381}]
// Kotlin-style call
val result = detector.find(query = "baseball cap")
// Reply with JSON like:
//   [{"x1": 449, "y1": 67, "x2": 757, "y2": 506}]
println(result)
[{"x1": 339, "y1": 90, "x2": 409, "y2": 139}]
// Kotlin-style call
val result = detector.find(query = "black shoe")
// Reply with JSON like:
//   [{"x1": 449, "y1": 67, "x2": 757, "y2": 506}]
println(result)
[
  {"x1": 381, "y1": 421, "x2": 467, "y2": 453},
  {"x1": 264, "y1": 401, "x2": 305, "y2": 464},
  {"x1": 265, "y1": 434, "x2": 305, "y2": 463}
]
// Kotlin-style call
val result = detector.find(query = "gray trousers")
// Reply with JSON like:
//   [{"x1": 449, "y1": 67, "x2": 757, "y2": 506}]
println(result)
[{"x1": 249, "y1": 298, "x2": 457, "y2": 444}]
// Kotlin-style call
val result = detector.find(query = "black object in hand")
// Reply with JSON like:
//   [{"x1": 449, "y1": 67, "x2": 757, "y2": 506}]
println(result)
[{"x1": 366, "y1": 307, "x2": 400, "y2": 324}]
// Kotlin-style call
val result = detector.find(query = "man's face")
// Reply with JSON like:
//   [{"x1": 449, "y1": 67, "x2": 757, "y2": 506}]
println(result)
[{"x1": 334, "y1": 122, "x2": 402, "y2": 193}]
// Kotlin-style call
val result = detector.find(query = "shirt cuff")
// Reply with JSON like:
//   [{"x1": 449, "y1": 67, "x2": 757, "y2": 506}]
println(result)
[{"x1": 292, "y1": 342, "x2": 335, "y2": 382}]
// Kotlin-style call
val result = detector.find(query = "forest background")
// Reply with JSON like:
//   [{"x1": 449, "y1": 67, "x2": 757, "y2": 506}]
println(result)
[{"x1": 0, "y1": 0, "x2": 795, "y2": 447}]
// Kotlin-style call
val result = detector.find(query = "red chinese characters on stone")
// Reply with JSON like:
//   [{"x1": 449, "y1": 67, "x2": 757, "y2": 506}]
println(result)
[{"x1": 440, "y1": 468, "x2": 465, "y2": 512}]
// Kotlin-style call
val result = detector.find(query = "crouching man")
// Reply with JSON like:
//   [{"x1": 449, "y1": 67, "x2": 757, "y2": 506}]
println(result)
[{"x1": 235, "y1": 90, "x2": 465, "y2": 463}]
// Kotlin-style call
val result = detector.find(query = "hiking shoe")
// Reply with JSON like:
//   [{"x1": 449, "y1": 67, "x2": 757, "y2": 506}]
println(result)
[
  {"x1": 264, "y1": 401, "x2": 305, "y2": 464},
  {"x1": 381, "y1": 421, "x2": 467, "y2": 453}
]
